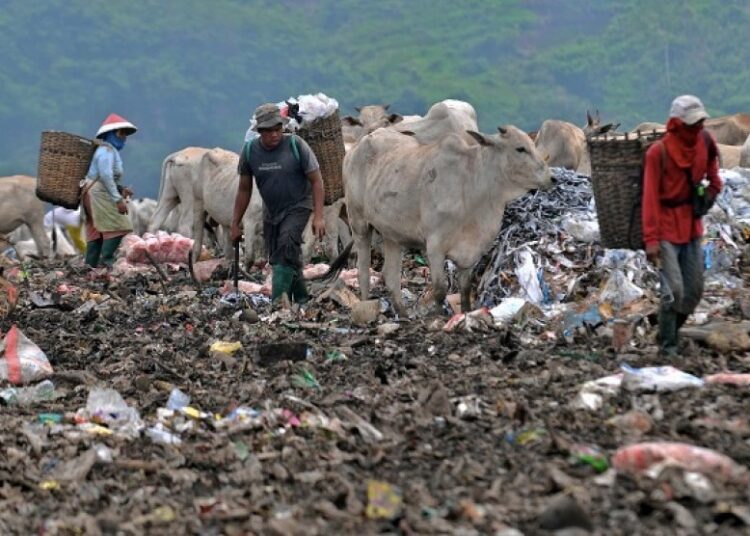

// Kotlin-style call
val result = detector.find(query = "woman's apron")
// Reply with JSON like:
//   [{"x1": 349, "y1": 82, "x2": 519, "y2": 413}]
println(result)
[{"x1": 82, "y1": 145, "x2": 133, "y2": 241}]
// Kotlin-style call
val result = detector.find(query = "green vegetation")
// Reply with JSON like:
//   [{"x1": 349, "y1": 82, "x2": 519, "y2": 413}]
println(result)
[{"x1": 0, "y1": 0, "x2": 747, "y2": 197}]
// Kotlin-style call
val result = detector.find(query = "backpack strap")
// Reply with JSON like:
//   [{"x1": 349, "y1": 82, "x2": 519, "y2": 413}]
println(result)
[
  {"x1": 290, "y1": 134, "x2": 300, "y2": 163},
  {"x1": 242, "y1": 135, "x2": 301, "y2": 167},
  {"x1": 243, "y1": 138, "x2": 254, "y2": 164}
]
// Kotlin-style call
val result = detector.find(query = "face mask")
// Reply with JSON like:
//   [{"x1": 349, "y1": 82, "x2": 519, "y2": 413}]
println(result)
[{"x1": 103, "y1": 130, "x2": 126, "y2": 151}]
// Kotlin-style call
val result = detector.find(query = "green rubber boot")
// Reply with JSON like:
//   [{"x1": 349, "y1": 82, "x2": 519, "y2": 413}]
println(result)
[
  {"x1": 291, "y1": 268, "x2": 310, "y2": 304},
  {"x1": 100, "y1": 236, "x2": 124, "y2": 267},
  {"x1": 85, "y1": 239, "x2": 103, "y2": 268},
  {"x1": 271, "y1": 264, "x2": 295, "y2": 303}
]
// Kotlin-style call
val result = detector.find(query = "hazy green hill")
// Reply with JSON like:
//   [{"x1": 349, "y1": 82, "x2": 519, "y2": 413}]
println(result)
[{"x1": 0, "y1": 0, "x2": 748, "y2": 198}]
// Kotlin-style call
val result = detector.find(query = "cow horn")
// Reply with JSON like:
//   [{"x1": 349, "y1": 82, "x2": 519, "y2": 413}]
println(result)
[
  {"x1": 544, "y1": 154, "x2": 551, "y2": 162},
  {"x1": 383, "y1": 104, "x2": 391, "y2": 110},
  {"x1": 355, "y1": 106, "x2": 362, "y2": 113},
  {"x1": 497, "y1": 126, "x2": 508, "y2": 135},
  {"x1": 586, "y1": 110, "x2": 594, "y2": 125}
]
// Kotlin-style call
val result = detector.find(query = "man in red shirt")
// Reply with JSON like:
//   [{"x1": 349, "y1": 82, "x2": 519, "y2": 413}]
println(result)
[{"x1": 642, "y1": 95, "x2": 722, "y2": 356}]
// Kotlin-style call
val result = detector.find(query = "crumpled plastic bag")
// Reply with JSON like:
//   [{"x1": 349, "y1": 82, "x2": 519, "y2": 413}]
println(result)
[
  {"x1": 601, "y1": 269, "x2": 644, "y2": 309},
  {"x1": 621, "y1": 364, "x2": 704, "y2": 392},
  {"x1": 515, "y1": 249, "x2": 543, "y2": 305},
  {"x1": 0, "y1": 325, "x2": 53, "y2": 385},
  {"x1": 613, "y1": 442, "x2": 749, "y2": 483},
  {"x1": 561, "y1": 215, "x2": 600, "y2": 243},
  {"x1": 82, "y1": 387, "x2": 143, "y2": 439}
]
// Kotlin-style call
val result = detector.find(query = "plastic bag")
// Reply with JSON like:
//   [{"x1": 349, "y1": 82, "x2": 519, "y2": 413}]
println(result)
[
  {"x1": 0, "y1": 325, "x2": 53, "y2": 385},
  {"x1": 613, "y1": 442, "x2": 749, "y2": 483},
  {"x1": 601, "y1": 269, "x2": 643, "y2": 309},
  {"x1": 0, "y1": 379, "x2": 55, "y2": 405},
  {"x1": 515, "y1": 249, "x2": 543, "y2": 305},
  {"x1": 489, "y1": 298, "x2": 527, "y2": 325},
  {"x1": 84, "y1": 388, "x2": 143, "y2": 438},
  {"x1": 561, "y1": 216, "x2": 600, "y2": 243},
  {"x1": 621, "y1": 365, "x2": 704, "y2": 392},
  {"x1": 572, "y1": 373, "x2": 623, "y2": 411}
]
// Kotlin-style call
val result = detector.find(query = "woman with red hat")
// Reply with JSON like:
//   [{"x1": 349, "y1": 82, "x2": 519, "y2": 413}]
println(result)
[{"x1": 81, "y1": 113, "x2": 137, "y2": 267}]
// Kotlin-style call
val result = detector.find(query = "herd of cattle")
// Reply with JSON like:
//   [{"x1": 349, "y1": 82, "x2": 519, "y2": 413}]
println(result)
[{"x1": 1, "y1": 100, "x2": 749, "y2": 308}]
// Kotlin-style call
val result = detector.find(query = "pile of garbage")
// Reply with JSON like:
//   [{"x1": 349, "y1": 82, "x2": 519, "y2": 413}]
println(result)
[{"x1": 474, "y1": 167, "x2": 750, "y2": 334}]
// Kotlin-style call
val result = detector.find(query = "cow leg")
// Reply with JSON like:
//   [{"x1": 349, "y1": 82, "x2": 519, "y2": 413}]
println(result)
[
  {"x1": 222, "y1": 224, "x2": 233, "y2": 258},
  {"x1": 191, "y1": 199, "x2": 205, "y2": 261},
  {"x1": 426, "y1": 245, "x2": 447, "y2": 315},
  {"x1": 28, "y1": 221, "x2": 51, "y2": 259},
  {"x1": 353, "y1": 226, "x2": 373, "y2": 300},
  {"x1": 382, "y1": 239, "x2": 406, "y2": 317},
  {"x1": 458, "y1": 268, "x2": 473, "y2": 313},
  {"x1": 148, "y1": 197, "x2": 177, "y2": 233}
]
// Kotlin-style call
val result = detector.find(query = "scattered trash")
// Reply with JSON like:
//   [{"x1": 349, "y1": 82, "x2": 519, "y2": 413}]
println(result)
[
  {"x1": 621, "y1": 365, "x2": 704, "y2": 392},
  {"x1": 0, "y1": 379, "x2": 55, "y2": 405},
  {"x1": 365, "y1": 480, "x2": 402, "y2": 520},
  {"x1": 209, "y1": 341, "x2": 242, "y2": 356}
]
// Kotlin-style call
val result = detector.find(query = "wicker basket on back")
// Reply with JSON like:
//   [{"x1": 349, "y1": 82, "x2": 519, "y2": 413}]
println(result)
[
  {"x1": 36, "y1": 131, "x2": 98, "y2": 209},
  {"x1": 297, "y1": 111, "x2": 345, "y2": 205},
  {"x1": 588, "y1": 129, "x2": 665, "y2": 250}
]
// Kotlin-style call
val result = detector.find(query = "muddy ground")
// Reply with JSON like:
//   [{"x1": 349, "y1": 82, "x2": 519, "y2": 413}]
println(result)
[{"x1": 0, "y1": 256, "x2": 749, "y2": 536}]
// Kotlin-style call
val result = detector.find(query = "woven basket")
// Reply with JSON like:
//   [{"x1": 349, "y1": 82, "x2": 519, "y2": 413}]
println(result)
[
  {"x1": 298, "y1": 111, "x2": 345, "y2": 205},
  {"x1": 36, "y1": 131, "x2": 98, "y2": 209},
  {"x1": 588, "y1": 129, "x2": 665, "y2": 250}
]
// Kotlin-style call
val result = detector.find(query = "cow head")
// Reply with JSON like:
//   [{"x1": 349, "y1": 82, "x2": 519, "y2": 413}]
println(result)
[
  {"x1": 466, "y1": 126, "x2": 552, "y2": 194},
  {"x1": 353, "y1": 104, "x2": 403, "y2": 133},
  {"x1": 584, "y1": 109, "x2": 620, "y2": 137}
]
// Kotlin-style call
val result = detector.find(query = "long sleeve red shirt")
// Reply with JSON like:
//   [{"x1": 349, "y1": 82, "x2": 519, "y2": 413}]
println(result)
[{"x1": 641, "y1": 132, "x2": 722, "y2": 247}]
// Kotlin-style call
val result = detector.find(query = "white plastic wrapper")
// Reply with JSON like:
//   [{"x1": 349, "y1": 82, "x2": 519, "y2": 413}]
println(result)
[
  {"x1": 489, "y1": 297, "x2": 527, "y2": 325},
  {"x1": 561, "y1": 215, "x2": 600, "y2": 243},
  {"x1": 621, "y1": 365, "x2": 704, "y2": 392},
  {"x1": 0, "y1": 325, "x2": 53, "y2": 385},
  {"x1": 572, "y1": 373, "x2": 623, "y2": 411},
  {"x1": 514, "y1": 249, "x2": 543, "y2": 305}
]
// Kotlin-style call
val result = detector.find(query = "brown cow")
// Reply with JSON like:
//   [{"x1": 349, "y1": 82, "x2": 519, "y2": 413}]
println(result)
[
  {"x1": 704, "y1": 113, "x2": 750, "y2": 145},
  {"x1": 535, "y1": 110, "x2": 619, "y2": 175}
]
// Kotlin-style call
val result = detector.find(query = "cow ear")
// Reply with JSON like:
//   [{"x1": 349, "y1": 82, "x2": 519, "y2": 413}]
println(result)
[
  {"x1": 586, "y1": 110, "x2": 594, "y2": 126},
  {"x1": 599, "y1": 123, "x2": 617, "y2": 134},
  {"x1": 467, "y1": 130, "x2": 491, "y2": 146},
  {"x1": 497, "y1": 126, "x2": 508, "y2": 136},
  {"x1": 383, "y1": 104, "x2": 391, "y2": 111},
  {"x1": 389, "y1": 113, "x2": 403, "y2": 124},
  {"x1": 342, "y1": 116, "x2": 363, "y2": 126},
  {"x1": 354, "y1": 106, "x2": 362, "y2": 113}
]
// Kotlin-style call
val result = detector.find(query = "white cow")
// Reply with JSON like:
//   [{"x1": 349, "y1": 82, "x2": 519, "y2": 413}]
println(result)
[
  {"x1": 0, "y1": 176, "x2": 50, "y2": 258},
  {"x1": 301, "y1": 197, "x2": 351, "y2": 263},
  {"x1": 129, "y1": 198, "x2": 157, "y2": 236},
  {"x1": 191, "y1": 148, "x2": 264, "y2": 266},
  {"x1": 345, "y1": 126, "x2": 551, "y2": 315},
  {"x1": 390, "y1": 99, "x2": 478, "y2": 143},
  {"x1": 148, "y1": 147, "x2": 209, "y2": 236}
]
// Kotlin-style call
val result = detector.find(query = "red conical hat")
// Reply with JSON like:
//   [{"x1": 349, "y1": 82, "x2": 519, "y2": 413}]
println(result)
[{"x1": 96, "y1": 113, "x2": 138, "y2": 138}]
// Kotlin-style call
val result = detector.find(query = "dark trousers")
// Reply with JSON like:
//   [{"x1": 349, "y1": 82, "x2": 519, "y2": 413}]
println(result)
[
  {"x1": 658, "y1": 239, "x2": 704, "y2": 353},
  {"x1": 264, "y1": 208, "x2": 310, "y2": 269}
]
